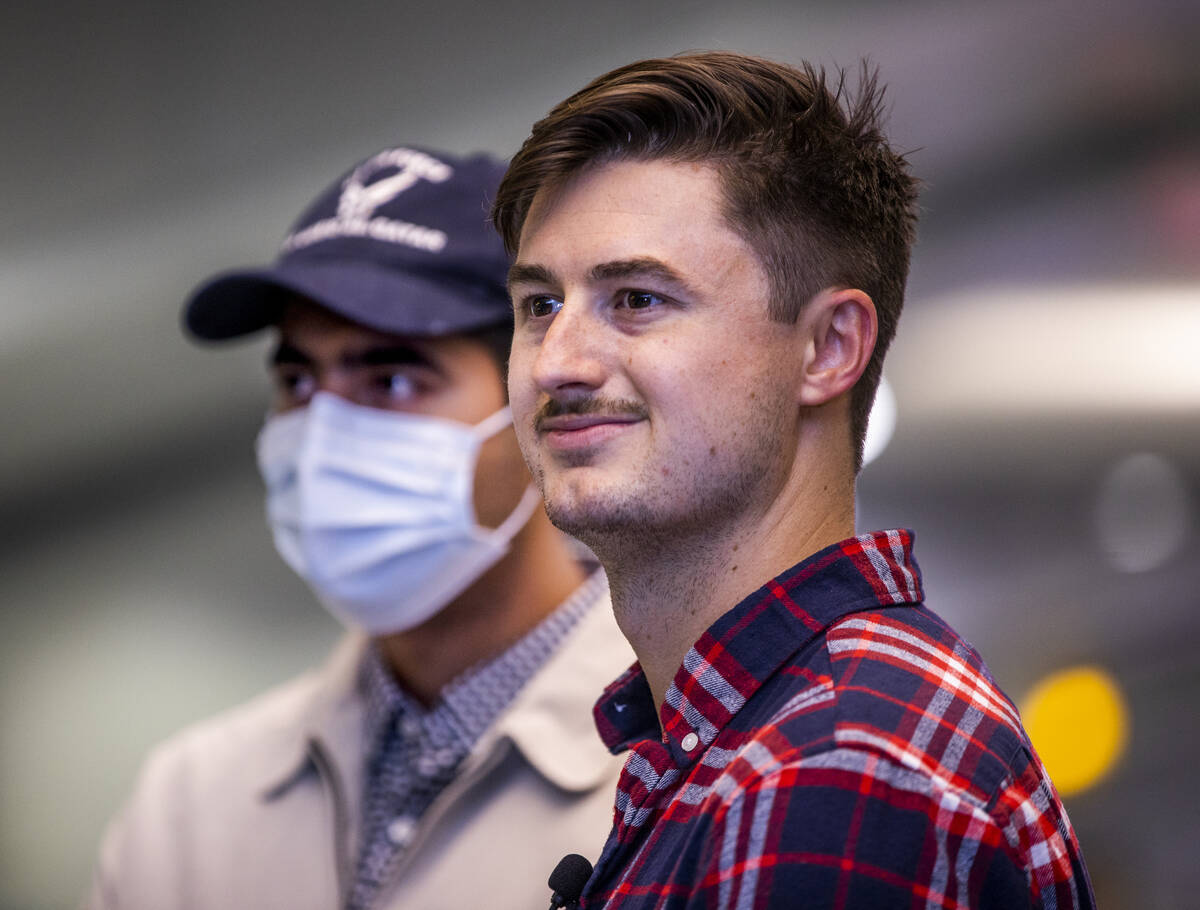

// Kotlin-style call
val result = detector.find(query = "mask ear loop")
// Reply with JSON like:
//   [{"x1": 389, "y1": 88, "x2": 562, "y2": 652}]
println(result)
[
  {"x1": 486, "y1": 483, "x2": 543, "y2": 544},
  {"x1": 467, "y1": 405, "x2": 543, "y2": 543},
  {"x1": 472, "y1": 404, "x2": 516, "y2": 441}
]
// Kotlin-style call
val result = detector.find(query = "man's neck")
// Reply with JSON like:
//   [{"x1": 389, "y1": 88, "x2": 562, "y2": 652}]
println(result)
[
  {"x1": 375, "y1": 510, "x2": 587, "y2": 705},
  {"x1": 601, "y1": 456, "x2": 856, "y2": 714}
]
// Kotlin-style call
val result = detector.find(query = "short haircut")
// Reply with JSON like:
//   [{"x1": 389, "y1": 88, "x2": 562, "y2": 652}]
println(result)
[{"x1": 492, "y1": 51, "x2": 920, "y2": 470}]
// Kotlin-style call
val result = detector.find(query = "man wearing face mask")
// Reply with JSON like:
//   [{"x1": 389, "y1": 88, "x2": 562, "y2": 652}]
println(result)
[{"x1": 86, "y1": 146, "x2": 632, "y2": 910}]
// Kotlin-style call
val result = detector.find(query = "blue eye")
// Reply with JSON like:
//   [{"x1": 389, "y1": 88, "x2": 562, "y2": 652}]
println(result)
[{"x1": 528, "y1": 296, "x2": 563, "y2": 318}]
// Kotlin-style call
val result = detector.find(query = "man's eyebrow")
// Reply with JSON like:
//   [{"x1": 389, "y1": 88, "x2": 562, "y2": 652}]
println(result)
[
  {"x1": 507, "y1": 262, "x2": 556, "y2": 292},
  {"x1": 507, "y1": 257, "x2": 698, "y2": 295},
  {"x1": 588, "y1": 257, "x2": 691, "y2": 291},
  {"x1": 268, "y1": 342, "x2": 433, "y2": 369},
  {"x1": 269, "y1": 342, "x2": 310, "y2": 367},
  {"x1": 350, "y1": 345, "x2": 432, "y2": 368}
]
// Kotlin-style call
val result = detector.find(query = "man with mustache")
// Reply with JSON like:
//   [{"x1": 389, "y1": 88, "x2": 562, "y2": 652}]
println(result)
[{"x1": 496, "y1": 53, "x2": 1095, "y2": 908}]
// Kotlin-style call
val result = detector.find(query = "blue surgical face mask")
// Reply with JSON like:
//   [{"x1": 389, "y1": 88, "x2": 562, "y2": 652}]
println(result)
[{"x1": 256, "y1": 392, "x2": 540, "y2": 635}]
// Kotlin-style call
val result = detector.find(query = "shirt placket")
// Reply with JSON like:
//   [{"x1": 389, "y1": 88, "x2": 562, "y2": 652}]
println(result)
[
  {"x1": 585, "y1": 739, "x2": 682, "y2": 906},
  {"x1": 350, "y1": 575, "x2": 607, "y2": 908},
  {"x1": 346, "y1": 714, "x2": 440, "y2": 910}
]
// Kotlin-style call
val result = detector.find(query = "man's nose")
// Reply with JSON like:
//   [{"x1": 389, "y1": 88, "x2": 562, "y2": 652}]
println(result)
[
  {"x1": 315, "y1": 371, "x2": 359, "y2": 403},
  {"x1": 530, "y1": 300, "x2": 608, "y2": 395}
]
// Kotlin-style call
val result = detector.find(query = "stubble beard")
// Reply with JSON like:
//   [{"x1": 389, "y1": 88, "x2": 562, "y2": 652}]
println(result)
[{"x1": 536, "y1": 401, "x2": 794, "y2": 571}]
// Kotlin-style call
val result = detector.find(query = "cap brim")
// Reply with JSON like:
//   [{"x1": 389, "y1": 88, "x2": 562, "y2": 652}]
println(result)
[{"x1": 183, "y1": 259, "x2": 511, "y2": 341}]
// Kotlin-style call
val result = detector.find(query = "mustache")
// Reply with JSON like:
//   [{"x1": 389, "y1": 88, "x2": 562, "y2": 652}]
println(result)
[{"x1": 534, "y1": 396, "x2": 649, "y2": 431}]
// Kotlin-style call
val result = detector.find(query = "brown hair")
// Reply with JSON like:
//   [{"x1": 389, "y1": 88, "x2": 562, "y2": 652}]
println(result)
[{"x1": 492, "y1": 51, "x2": 919, "y2": 470}]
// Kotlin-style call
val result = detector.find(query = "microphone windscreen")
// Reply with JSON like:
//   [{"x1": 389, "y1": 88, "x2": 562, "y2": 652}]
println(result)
[{"x1": 548, "y1": 853, "x2": 594, "y2": 903}]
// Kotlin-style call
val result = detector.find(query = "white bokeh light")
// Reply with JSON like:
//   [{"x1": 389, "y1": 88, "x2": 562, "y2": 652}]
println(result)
[
  {"x1": 861, "y1": 376, "x2": 897, "y2": 468},
  {"x1": 1094, "y1": 452, "x2": 1193, "y2": 573}
]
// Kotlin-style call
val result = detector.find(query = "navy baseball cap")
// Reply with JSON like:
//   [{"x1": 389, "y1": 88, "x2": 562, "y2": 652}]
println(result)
[{"x1": 184, "y1": 146, "x2": 512, "y2": 340}]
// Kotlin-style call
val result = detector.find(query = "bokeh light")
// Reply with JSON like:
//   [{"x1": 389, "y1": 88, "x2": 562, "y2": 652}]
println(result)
[
  {"x1": 861, "y1": 376, "x2": 897, "y2": 468},
  {"x1": 1094, "y1": 452, "x2": 1192, "y2": 573},
  {"x1": 1022, "y1": 665, "x2": 1130, "y2": 797}
]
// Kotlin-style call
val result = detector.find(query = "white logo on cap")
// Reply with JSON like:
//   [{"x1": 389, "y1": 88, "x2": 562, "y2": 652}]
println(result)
[{"x1": 282, "y1": 148, "x2": 453, "y2": 254}]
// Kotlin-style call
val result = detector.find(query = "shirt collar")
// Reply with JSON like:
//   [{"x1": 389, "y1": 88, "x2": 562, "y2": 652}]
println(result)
[{"x1": 593, "y1": 529, "x2": 924, "y2": 766}]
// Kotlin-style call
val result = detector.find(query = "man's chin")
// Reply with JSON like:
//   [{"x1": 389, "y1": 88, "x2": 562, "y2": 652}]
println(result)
[
  {"x1": 538, "y1": 467, "x2": 663, "y2": 542},
  {"x1": 543, "y1": 500, "x2": 604, "y2": 541},
  {"x1": 544, "y1": 495, "x2": 633, "y2": 543}
]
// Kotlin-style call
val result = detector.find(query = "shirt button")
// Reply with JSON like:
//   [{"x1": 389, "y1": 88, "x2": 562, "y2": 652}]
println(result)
[
  {"x1": 387, "y1": 817, "x2": 417, "y2": 846},
  {"x1": 681, "y1": 732, "x2": 700, "y2": 752},
  {"x1": 416, "y1": 754, "x2": 440, "y2": 777}
]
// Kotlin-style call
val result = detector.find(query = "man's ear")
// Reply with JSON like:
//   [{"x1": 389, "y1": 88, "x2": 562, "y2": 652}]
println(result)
[{"x1": 796, "y1": 288, "x2": 877, "y2": 407}]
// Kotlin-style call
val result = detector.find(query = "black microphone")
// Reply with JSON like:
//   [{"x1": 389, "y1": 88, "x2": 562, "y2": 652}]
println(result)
[{"x1": 547, "y1": 853, "x2": 593, "y2": 909}]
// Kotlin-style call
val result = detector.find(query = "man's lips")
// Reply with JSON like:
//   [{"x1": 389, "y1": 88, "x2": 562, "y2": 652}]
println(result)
[
  {"x1": 537, "y1": 413, "x2": 644, "y2": 450},
  {"x1": 538, "y1": 413, "x2": 641, "y2": 432}
]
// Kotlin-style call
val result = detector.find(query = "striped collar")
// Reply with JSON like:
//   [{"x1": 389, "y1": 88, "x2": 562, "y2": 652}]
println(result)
[{"x1": 593, "y1": 530, "x2": 924, "y2": 765}]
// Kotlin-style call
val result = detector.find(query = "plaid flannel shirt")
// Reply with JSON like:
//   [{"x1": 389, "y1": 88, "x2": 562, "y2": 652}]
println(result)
[{"x1": 584, "y1": 530, "x2": 1094, "y2": 909}]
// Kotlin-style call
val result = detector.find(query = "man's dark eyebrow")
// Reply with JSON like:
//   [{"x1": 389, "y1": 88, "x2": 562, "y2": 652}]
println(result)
[
  {"x1": 351, "y1": 345, "x2": 432, "y2": 369},
  {"x1": 269, "y1": 342, "x2": 310, "y2": 367},
  {"x1": 507, "y1": 262, "x2": 556, "y2": 292},
  {"x1": 268, "y1": 342, "x2": 432, "y2": 369}
]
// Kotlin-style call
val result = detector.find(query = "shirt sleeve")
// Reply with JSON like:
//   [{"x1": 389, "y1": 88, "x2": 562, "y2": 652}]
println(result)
[{"x1": 688, "y1": 744, "x2": 1084, "y2": 910}]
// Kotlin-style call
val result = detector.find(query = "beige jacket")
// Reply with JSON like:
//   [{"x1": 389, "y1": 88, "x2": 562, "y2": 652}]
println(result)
[{"x1": 87, "y1": 599, "x2": 632, "y2": 910}]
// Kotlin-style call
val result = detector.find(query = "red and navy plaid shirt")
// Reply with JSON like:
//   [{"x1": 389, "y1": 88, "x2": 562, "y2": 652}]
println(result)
[{"x1": 583, "y1": 530, "x2": 1094, "y2": 909}]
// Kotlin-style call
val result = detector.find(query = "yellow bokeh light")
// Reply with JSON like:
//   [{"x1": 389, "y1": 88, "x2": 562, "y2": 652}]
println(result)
[{"x1": 1020, "y1": 665, "x2": 1129, "y2": 797}]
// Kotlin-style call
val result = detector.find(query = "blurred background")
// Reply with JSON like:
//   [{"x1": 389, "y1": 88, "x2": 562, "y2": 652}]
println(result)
[{"x1": 1, "y1": 0, "x2": 1197, "y2": 906}]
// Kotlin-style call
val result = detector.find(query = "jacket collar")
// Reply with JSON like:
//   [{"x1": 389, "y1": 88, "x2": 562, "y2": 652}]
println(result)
[
  {"x1": 258, "y1": 576, "x2": 632, "y2": 801},
  {"x1": 258, "y1": 632, "x2": 369, "y2": 802},
  {"x1": 476, "y1": 584, "x2": 634, "y2": 792}
]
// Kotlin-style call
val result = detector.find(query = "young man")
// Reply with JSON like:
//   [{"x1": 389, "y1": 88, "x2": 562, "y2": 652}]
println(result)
[
  {"x1": 496, "y1": 54, "x2": 1095, "y2": 908},
  {"x1": 87, "y1": 146, "x2": 632, "y2": 909}
]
